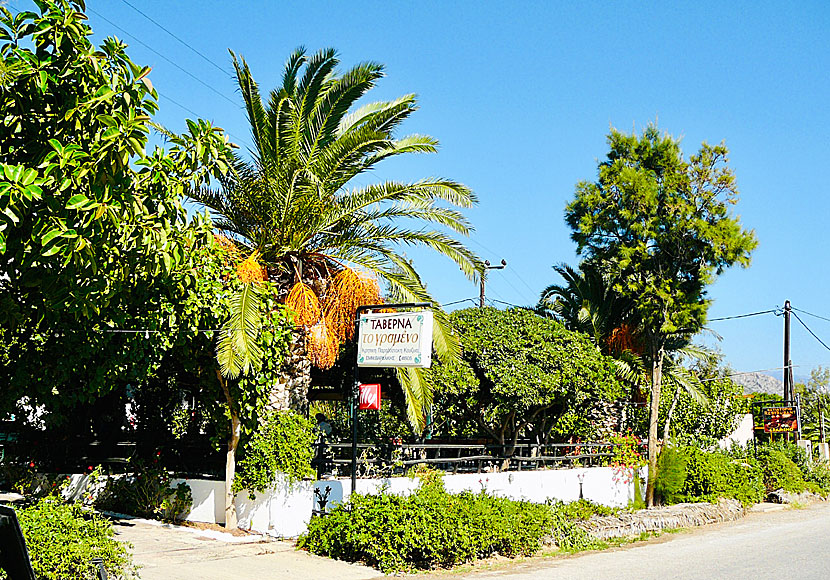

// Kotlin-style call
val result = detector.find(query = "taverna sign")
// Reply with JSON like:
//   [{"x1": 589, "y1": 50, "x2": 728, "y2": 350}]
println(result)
[{"x1": 356, "y1": 311, "x2": 433, "y2": 368}]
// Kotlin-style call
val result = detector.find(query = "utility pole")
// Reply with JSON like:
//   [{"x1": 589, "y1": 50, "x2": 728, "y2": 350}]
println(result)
[
  {"x1": 783, "y1": 300, "x2": 791, "y2": 401},
  {"x1": 479, "y1": 259, "x2": 506, "y2": 308}
]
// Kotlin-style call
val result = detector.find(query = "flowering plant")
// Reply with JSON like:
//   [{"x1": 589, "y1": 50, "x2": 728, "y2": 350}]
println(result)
[{"x1": 607, "y1": 431, "x2": 646, "y2": 485}]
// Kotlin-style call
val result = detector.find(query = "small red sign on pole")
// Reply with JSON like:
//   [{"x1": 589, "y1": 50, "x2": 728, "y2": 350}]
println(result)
[{"x1": 359, "y1": 383, "x2": 381, "y2": 410}]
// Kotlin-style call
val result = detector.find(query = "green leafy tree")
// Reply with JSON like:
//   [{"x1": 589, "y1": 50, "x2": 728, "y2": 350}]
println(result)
[
  {"x1": 660, "y1": 350, "x2": 747, "y2": 445},
  {"x1": 192, "y1": 48, "x2": 482, "y2": 430},
  {"x1": 0, "y1": 1, "x2": 232, "y2": 326},
  {"x1": 0, "y1": 1, "x2": 295, "y2": 530},
  {"x1": 424, "y1": 307, "x2": 624, "y2": 456},
  {"x1": 564, "y1": 124, "x2": 757, "y2": 505}
]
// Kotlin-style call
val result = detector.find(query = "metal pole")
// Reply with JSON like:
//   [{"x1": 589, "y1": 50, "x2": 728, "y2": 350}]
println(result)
[
  {"x1": 784, "y1": 300, "x2": 791, "y2": 400},
  {"x1": 350, "y1": 302, "x2": 431, "y2": 497},
  {"x1": 350, "y1": 312, "x2": 361, "y2": 497}
]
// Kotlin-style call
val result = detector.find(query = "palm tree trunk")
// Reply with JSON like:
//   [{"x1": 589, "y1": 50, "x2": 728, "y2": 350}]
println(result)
[
  {"x1": 216, "y1": 370, "x2": 240, "y2": 529},
  {"x1": 646, "y1": 344, "x2": 664, "y2": 507},
  {"x1": 268, "y1": 328, "x2": 310, "y2": 412}
]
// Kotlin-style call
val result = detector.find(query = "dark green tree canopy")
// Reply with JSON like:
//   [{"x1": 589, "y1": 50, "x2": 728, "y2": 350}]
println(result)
[
  {"x1": 565, "y1": 125, "x2": 757, "y2": 340},
  {"x1": 425, "y1": 307, "x2": 624, "y2": 448}
]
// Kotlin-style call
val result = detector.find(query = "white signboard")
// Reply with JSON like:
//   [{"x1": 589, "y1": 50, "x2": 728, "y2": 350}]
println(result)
[{"x1": 357, "y1": 311, "x2": 433, "y2": 368}]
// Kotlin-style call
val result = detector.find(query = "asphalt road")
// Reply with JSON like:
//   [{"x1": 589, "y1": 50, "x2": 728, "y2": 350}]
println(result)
[{"x1": 457, "y1": 502, "x2": 830, "y2": 580}]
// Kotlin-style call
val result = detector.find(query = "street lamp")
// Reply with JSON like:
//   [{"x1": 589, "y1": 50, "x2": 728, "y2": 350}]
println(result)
[{"x1": 480, "y1": 259, "x2": 507, "y2": 308}]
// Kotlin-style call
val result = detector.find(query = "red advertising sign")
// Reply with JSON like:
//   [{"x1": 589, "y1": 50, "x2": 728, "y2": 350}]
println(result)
[{"x1": 358, "y1": 383, "x2": 381, "y2": 410}]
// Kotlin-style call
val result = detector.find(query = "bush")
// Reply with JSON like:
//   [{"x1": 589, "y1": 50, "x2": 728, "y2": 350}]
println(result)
[
  {"x1": 297, "y1": 476, "x2": 579, "y2": 572},
  {"x1": 0, "y1": 498, "x2": 136, "y2": 580},
  {"x1": 755, "y1": 447, "x2": 807, "y2": 493},
  {"x1": 802, "y1": 461, "x2": 830, "y2": 496},
  {"x1": 555, "y1": 498, "x2": 618, "y2": 520},
  {"x1": 664, "y1": 447, "x2": 763, "y2": 506},
  {"x1": 233, "y1": 410, "x2": 316, "y2": 499},
  {"x1": 654, "y1": 447, "x2": 688, "y2": 505},
  {"x1": 95, "y1": 459, "x2": 192, "y2": 522}
]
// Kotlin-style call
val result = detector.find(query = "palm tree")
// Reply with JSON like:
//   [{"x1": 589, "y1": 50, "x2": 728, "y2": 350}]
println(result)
[
  {"x1": 538, "y1": 263, "x2": 638, "y2": 353},
  {"x1": 192, "y1": 47, "x2": 481, "y2": 430},
  {"x1": 538, "y1": 262, "x2": 713, "y2": 437}
]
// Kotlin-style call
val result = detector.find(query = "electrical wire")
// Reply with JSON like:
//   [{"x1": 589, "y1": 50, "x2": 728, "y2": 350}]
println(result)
[
  {"x1": 792, "y1": 311, "x2": 830, "y2": 353},
  {"x1": 698, "y1": 365, "x2": 799, "y2": 382},
  {"x1": 86, "y1": 6, "x2": 239, "y2": 107},
  {"x1": 439, "y1": 298, "x2": 479, "y2": 308},
  {"x1": 708, "y1": 309, "x2": 776, "y2": 322},
  {"x1": 117, "y1": 0, "x2": 229, "y2": 75},
  {"x1": 792, "y1": 307, "x2": 830, "y2": 325}
]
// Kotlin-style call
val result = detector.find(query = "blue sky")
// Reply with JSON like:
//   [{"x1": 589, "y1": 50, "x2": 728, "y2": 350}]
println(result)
[{"x1": 13, "y1": 1, "x2": 830, "y2": 378}]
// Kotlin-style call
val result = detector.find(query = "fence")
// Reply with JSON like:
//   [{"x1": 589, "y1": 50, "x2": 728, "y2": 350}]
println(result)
[{"x1": 318, "y1": 440, "x2": 646, "y2": 478}]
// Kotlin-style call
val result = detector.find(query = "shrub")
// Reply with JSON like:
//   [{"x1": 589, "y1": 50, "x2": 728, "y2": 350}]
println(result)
[
  {"x1": 0, "y1": 498, "x2": 136, "y2": 580},
  {"x1": 654, "y1": 447, "x2": 688, "y2": 505},
  {"x1": 676, "y1": 447, "x2": 763, "y2": 506},
  {"x1": 555, "y1": 498, "x2": 618, "y2": 520},
  {"x1": 297, "y1": 476, "x2": 577, "y2": 572},
  {"x1": 233, "y1": 410, "x2": 316, "y2": 499},
  {"x1": 802, "y1": 461, "x2": 830, "y2": 496},
  {"x1": 755, "y1": 447, "x2": 807, "y2": 493},
  {"x1": 95, "y1": 458, "x2": 192, "y2": 522}
]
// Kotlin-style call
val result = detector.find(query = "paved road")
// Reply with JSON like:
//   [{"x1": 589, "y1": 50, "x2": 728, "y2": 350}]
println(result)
[
  {"x1": 457, "y1": 503, "x2": 830, "y2": 580},
  {"x1": 115, "y1": 503, "x2": 830, "y2": 580}
]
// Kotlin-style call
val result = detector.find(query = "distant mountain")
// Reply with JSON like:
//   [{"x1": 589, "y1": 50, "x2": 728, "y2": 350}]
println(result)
[{"x1": 731, "y1": 372, "x2": 783, "y2": 396}]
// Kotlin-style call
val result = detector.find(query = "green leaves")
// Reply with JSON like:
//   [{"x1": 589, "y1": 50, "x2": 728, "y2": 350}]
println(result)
[
  {"x1": 0, "y1": 1, "x2": 234, "y2": 325},
  {"x1": 217, "y1": 283, "x2": 264, "y2": 379}
]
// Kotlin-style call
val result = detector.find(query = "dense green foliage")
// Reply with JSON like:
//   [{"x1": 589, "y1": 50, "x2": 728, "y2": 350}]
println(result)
[
  {"x1": 425, "y1": 307, "x2": 624, "y2": 449},
  {"x1": 232, "y1": 410, "x2": 316, "y2": 498},
  {"x1": 564, "y1": 124, "x2": 757, "y2": 504},
  {"x1": 755, "y1": 447, "x2": 807, "y2": 494},
  {"x1": 298, "y1": 475, "x2": 587, "y2": 573},
  {"x1": 0, "y1": 0, "x2": 286, "y2": 447},
  {"x1": 660, "y1": 370, "x2": 747, "y2": 445},
  {"x1": 655, "y1": 442, "x2": 830, "y2": 507},
  {"x1": 794, "y1": 366, "x2": 830, "y2": 441},
  {"x1": 654, "y1": 447, "x2": 688, "y2": 504},
  {"x1": 3, "y1": 498, "x2": 135, "y2": 580}
]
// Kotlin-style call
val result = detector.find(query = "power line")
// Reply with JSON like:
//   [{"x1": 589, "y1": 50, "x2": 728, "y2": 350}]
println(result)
[
  {"x1": 117, "y1": 0, "x2": 229, "y2": 75},
  {"x1": 86, "y1": 6, "x2": 239, "y2": 107},
  {"x1": 699, "y1": 365, "x2": 800, "y2": 382},
  {"x1": 792, "y1": 311, "x2": 830, "y2": 353},
  {"x1": 439, "y1": 298, "x2": 479, "y2": 308},
  {"x1": 709, "y1": 309, "x2": 776, "y2": 322},
  {"x1": 792, "y1": 307, "x2": 830, "y2": 325}
]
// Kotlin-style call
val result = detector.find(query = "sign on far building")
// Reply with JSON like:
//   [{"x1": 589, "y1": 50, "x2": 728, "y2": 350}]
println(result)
[
  {"x1": 763, "y1": 405, "x2": 799, "y2": 433},
  {"x1": 357, "y1": 310, "x2": 433, "y2": 368}
]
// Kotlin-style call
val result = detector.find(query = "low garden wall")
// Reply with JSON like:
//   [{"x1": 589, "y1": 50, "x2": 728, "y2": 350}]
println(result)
[{"x1": 175, "y1": 465, "x2": 645, "y2": 537}]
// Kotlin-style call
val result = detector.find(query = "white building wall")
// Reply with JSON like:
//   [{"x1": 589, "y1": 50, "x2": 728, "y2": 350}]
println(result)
[{"x1": 178, "y1": 465, "x2": 644, "y2": 537}]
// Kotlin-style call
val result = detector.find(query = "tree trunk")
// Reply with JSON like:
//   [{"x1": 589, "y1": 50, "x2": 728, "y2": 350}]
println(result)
[
  {"x1": 646, "y1": 345, "x2": 664, "y2": 507},
  {"x1": 216, "y1": 370, "x2": 240, "y2": 529},
  {"x1": 268, "y1": 328, "x2": 310, "y2": 412},
  {"x1": 662, "y1": 384, "x2": 681, "y2": 443}
]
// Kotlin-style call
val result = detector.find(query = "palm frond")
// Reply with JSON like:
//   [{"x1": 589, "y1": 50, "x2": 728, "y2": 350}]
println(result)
[{"x1": 217, "y1": 284, "x2": 263, "y2": 378}]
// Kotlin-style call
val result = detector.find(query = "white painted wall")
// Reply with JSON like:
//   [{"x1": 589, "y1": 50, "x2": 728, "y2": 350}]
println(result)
[
  {"x1": 718, "y1": 413, "x2": 754, "y2": 449},
  {"x1": 178, "y1": 465, "x2": 644, "y2": 537},
  {"x1": 58, "y1": 467, "x2": 644, "y2": 538},
  {"x1": 174, "y1": 475, "x2": 314, "y2": 538}
]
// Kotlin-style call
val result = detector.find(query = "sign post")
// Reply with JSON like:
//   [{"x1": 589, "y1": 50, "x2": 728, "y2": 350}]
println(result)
[{"x1": 350, "y1": 303, "x2": 432, "y2": 495}]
